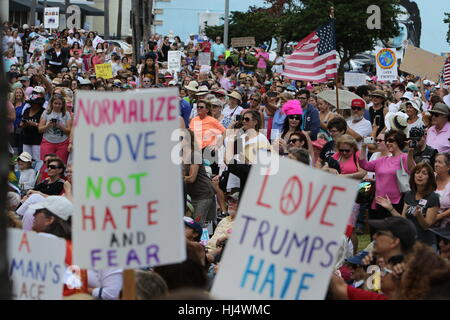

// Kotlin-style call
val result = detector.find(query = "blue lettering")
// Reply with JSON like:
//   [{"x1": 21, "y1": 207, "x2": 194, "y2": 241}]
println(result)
[
  {"x1": 253, "y1": 220, "x2": 270, "y2": 250},
  {"x1": 239, "y1": 215, "x2": 256, "y2": 244},
  {"x1": 9, "y1": 258, "x2": 24, "y2": 277},
  {"x1": 26, "y1": 260, "x2": 36, "y2": 280},
  {"x1": 105, "y1": 134, "x2": 122, "y2": 163},
  {"x1": 52, "y1": 264, "x2": 61, "y2": 284},
  {"x1": 258, "y1": 263, "x2": 275, "y2": 298},
  {"x1": 90, "y1": 133, "x2": 101, "y2": 161},
  {"x1": 107, "y1": 250, "x2": 118, "y2": 267},
  {"x1": 269, "y1": 225, "x2": 289, "y2": 255},
  {"x1": 285, "y1": 233, "x2": 309, "y2": 262},
  {"x1": 240, "y1": 255, "x2": 264, "y2": 291},
  {"x1": 35, "y1": 261, "x2": 48, "y2": 282},
  {"x1": 280, "y1": 267, "x2": 297, "y2": 299},
  {"x1": 143, "y1": 131, "x2": 156, "y2": 160},
  {"x1": 295, "y1": 273, "x2": 315, "y2": 300},
  {"x1": 126, "y1": 133, "x2": 143, "y2": 161},
  {"x1": 307, "y1": 237, "x2": 324, "y2": 264},
  {"x1": 321, "y1": 241, "x2": 338, "y2": 268}
]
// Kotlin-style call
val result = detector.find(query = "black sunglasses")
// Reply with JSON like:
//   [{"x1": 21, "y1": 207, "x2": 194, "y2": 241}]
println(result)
[
  {"x1": 243, "y1": 117, "x2": 252, "y2": 122},
  {"x1": 339, "y1": 149, "x2": 352, "y2": 153},
  {"x1": 197, "y1": 105, "x2": 206, "y2": 109},
  {"x1": 289, "y1": 138, "x2": 300, "y2": 144},
  {"x1": 375, "y1": 139, "x2": 384, "y2": 143},
  {"x1": 351, "y1": 107, "x2": 363, "y2": 111},
  {"x1": 48, "y1": 164, "x2": 61, "y2": 170},
  {"x1": 288, "y1": 115, "x2": 301, "y2": 120}
]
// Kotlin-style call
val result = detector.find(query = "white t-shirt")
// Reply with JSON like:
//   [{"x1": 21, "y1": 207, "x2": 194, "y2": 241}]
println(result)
[
  {"x1": 111, "y1": 62, "x2": 123, "y2": 77},
  {"x1": 271, "y1": 56, "x2": 284, "y2": 74},
  {"x1": 19, "y1": 168, "x2": 35, "y2": 191},
  {"x1": 347, "y1": 118, "x2": 372, "y2": 137},
  {"x1": 220, "y1": 105, "x2": 244, "y2": 128},
  {"x1": 87, "y1": 269, "x2": 123, "y2": 300}
]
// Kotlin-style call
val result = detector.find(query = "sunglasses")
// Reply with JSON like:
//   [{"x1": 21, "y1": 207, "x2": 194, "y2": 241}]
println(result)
[
  {"x1": 243, "y1": 117, "x2": 252, "y2": 122},
  {"x1": 48, "y1": 165, "x2": 61, "y2": 170},
  {"x1": 249, "y1": 98, "x2": 260, "y2": 102},
  {"x1": 298, "y1": 97, "x2": 307, "y2": 100},
  {"x1": 351, "y1": 107, "x2": 363, "y2": 111},
  {"x1": 288, "y1": 115, "x2": 301, "y2": 120},
  {"x1": 375, "y1": 139, "x2": 384, "y2": 143},
  {"x1": 197, "y1": 105, "x2": 206, "y2": 109},
  {"x1": 385, "y1": 138, "x2": 396, "y2": 143},
  {"x1": 431, "y1": 113, "x2": 442, "y2": 117},
  {"x1": 339, "y1": 149, "x2": 352, "y2": 153},
  {"x1": 289, "y1": 138, "x2": 300, "y2": 144}
]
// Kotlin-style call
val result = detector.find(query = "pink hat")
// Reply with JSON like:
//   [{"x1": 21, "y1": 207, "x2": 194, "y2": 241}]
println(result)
[
  {"x1": 306, "y1": 82, "x2": 314, "y2": 90},
  {"x1": 281, "y1": 100, "x2": 303, "y2": 115}
]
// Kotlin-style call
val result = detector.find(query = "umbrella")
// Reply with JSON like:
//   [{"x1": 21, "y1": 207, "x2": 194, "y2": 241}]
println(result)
[{"x1": 317, "y1": 89, "x2": 366, "y2": 110}]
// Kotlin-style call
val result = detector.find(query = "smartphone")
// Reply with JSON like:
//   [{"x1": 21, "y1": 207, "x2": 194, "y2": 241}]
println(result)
[
  {"x1": 374, "y1": 115, "x2": 381, "y2": 126},
  {"x1": 409, "y1": 140, "x2": 417, "y2": 148},
  {"x1": 235, "y1": 115, "x2": 242, "y2": 121},
  {"x1": 51, "y1": 118, "x2": 57, "y2": 123}
]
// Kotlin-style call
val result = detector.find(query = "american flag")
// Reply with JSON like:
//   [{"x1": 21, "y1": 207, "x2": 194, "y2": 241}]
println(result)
[
  {"x1": 283, "y1": 20, "x2": 338, "y2": 83},
  {"x1": 444, "y1": 56, "x2": 450, "y2": 86}
]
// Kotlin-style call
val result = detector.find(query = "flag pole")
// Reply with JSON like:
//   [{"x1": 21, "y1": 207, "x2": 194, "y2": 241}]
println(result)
[{"x1": 330, "y1": 7, "x2": 339, "y2": 112}]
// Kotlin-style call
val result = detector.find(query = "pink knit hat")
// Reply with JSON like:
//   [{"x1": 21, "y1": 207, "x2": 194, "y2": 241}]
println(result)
[{"x1": 281, "y1": 99, "x2": 303, "y2": 115}]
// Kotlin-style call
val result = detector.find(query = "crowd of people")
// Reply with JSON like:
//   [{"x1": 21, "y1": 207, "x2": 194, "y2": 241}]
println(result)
[{"x1": 3, "y1": 21, "x2": 450, "y2": 300}]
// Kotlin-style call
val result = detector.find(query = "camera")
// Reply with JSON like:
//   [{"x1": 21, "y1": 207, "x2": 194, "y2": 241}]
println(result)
[
  {"x1": 51, "y1": 118, "x2": 58, "y2": 123},
  {"x1": 364, "y1": 137, "x2": 374, "y2": 144},
  {"x1": 409, "y1": 140, "x2": 418, "y2": 148}
]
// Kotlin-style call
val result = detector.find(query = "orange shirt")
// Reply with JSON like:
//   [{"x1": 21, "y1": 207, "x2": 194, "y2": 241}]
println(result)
[{"x1": 189, "y1": 116, "x2": 225, "y2": 149}]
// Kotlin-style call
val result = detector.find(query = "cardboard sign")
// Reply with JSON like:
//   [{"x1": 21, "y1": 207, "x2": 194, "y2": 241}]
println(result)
[
  {"x1": 72, "y1": 89, "x2": 186, "y2": 269},
  {"x1": 211, "y1": 158, "x2": 359, "y2": 300},
  {"x1": 8, "y1": 229, "x2": 66, "y2": 300},
  {"x1": 198, "y1": 52, "x2": 211, "y2": 66},
  {"x1": 375, "y1": 48, "x2": 398, "y2": 82},
  {"x1": 94, "y1": 63, "x2": 113, "y2": 79},
  {"x1": 344, "y1": 72, "x2": 367, "y2": 87},
  {"x1": 231, "y1": 37, "x2": 256, "y2": 48},
  {"x1": 93, "y1": 36, "x2": 105, "y2": 49},
  {"x1": 44, "y1": 7, "x2": 59, "y2": 29},
  {"x1": 400, "y1": 45, "x2": 446, "y2": 83},
  {"x1": 167, "y1": 51, "x2": 182, "y2": 72}
]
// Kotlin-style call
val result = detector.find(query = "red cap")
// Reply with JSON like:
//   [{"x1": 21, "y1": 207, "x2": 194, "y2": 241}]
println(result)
[{"x1": 351, "y1": 98, "x2": 365, "y2": 108}]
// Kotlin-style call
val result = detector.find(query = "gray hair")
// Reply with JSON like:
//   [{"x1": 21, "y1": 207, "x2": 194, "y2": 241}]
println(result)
[{"x1": 7, "y1": 192, "x2": 21, "y2": 210}]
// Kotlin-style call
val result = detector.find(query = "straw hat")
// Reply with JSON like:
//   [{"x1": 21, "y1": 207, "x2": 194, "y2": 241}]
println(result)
[
  {"x1": 184, "y1": 80, "x2": 199, "y2": 92},
  {"x1": 370, "y1": 90, "x2": 387, "y2": 100},
  {"x1": 227, "y1": 91, "x2": 242, "y2": 103},
  {"x1": 430, "y1": 102, "x2": 449, "y2": 116},
  {"x1": 388, "y1": 112, "x2": 408, "y2": 134},
  {"x1": 196, "y1": 85, "x2": 209, "y2": 96}
]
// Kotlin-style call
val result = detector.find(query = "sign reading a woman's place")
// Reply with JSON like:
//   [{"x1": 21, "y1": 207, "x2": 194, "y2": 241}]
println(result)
[{"x1": 375, "y1": 48, "x2": 398, "y2": 82}]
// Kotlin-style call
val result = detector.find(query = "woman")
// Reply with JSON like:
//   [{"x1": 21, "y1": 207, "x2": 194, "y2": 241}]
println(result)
[
  {"x1": 21, "y1": 93, "x2": 45, "y2": 161},
  {"x1": 280, "y1": 100, "x2": 303, "y2": 143},
  {"x1": 210, "y1": 98, "x2": 224, "y2": 122},
  {"x1": 247, "y1": 92, "x2": 265, "y2": 129},
  {"x1": 70, "y1": 42, "x2": 82, "y2": 57},
  {"x1": 377, "y1": 162, "x2": 439, "y2": 248},
  {"x1": 404, "y1": 100, "x2": 424, "y2": 133},
  {"x1": 38, "y1": 94, "x2": 72, "y2": 164},
  {"x1": 364, "y1": 133, "x2": 391, "y2": 181},
  {"x1": 359, "y1": 130, "x2": 415, "y2": 221},
  {"x1": 434, "y1": 153, "x2": 450, "y2": 227},
  {"x1": 11, "y1": 30, "x2": 23, "y2": 63},
  {"x1": 11, "y1": 87, "x2": 27, "y2": 153},
  {"x1": 317, "y1": 98, "x2": 336, "y2": 140},
  {"x1": 140, "y1": 56, "x2": 159, "y2": 85},
  {"x1": 3, "y1": 49, "x2": 18, "y2": 72},
  {"x1": 182, "y1": 129, "x2": 216, "y2": 228},
  {"x1": 82, "y1": 38, "x2": 94, "y2": 71},
  {"x1": 71, "y1": 79, "x2": 79, "y2": 92},
  {"x1": 238, "y1": 110, "x2": 272, "y2": 164},
  {"x1": 189, "y1": 100, "x2": 225, "y2": 150},
  {"x1": 121, "y1": 56, "x2": 132, "y2": 71},
  {"x1": 92, "y1": 49, "x2": 105, "y2": 67},
  {"x1": 283, "y1": 131, "x2": 314, "y2": 165},
  {"x1": 30, "y1": 49, "x2": 45, "y2": 69},
  {"x1": 46, "y1": 41, "x2": 67, "y2": 76},
  {"x1": 221, "y1": 92, "x2": 243, "y2": 129},
  {"x1": 73, "y1": 32, "x2": 84, "y2": 47}
]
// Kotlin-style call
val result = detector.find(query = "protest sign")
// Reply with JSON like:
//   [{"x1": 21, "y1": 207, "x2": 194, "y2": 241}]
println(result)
[
  {"x1": 72, "y1": 88, "x2": 186, "y2": 269},
  {"x1": 94, "y1": 63, "x2": 113, "y2": 79},
  {"x1": 211, "y1": 158, "x2": 359, "y2": 300},
  {"x1": 8, "y1": 229, "x2": 66, "y2": 300},
  {"x1": 28, "y1": 36, "x2": 47, "y2": 54},
  {"x1": 375, "y1": 48, "x2": 398, "y2": 82},
  {"x1": 231, "y1": 37, "x2": 256, "y2": 48},
  {"x1": 93, "y1": 36, "x2": 105, "y2": 49},
  {"x1": 344, "y1": 72, "x2": 367, "y2": 87},
  {"x1": 198, "y1": 52, "x2": 211, "y2": 66},
  {"x1": 167, "y1": 51, "x2": 182, "y2": 72},
  {"x1": 199, "y1": 65, "x2": 211, "y2": 74},
  {"x1": 400, "y1": 45, "x2": 446, "y2": 83},
  {"x1": 44, "y1": 7, "x2": 59, "y2": 29}
]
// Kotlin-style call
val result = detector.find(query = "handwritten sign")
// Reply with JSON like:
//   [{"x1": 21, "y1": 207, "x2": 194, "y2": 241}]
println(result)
[
  {"x1": 93, "y1": 36, "x2": 105, "y2": 49},
  {"x1": 8, "y1": 229, "x2": 66, "y2": 300},
  {"x1": 168, "y1": 51, "x2": 182, "y2": 72},
  {"x1": 344, "y1": 72, "x2": 367, "y2": 87},
  {"x1": 72, "y1": 89, "x2": 186, "y2": 269},
  {"x1": 44, "y1": 7, "x2": 59, "y2": 29},
  {"x1": 198, "y1": 52, "x2": 211, "y2": 66},
  {"x1": 400, "y1": 45, "x2": 447, "y2": 83},
  {"x1": 211, "y1": 158, "x2": 359, "y2": 300},
  {"x1": 95, "y1": 63, "x2": 113, "y2": 79},
  {"x1": 231, "y1": 37, "x2": 256, "y2": 48},
  {"x1": 375, "y1": 48, "x2": 398, "y2": 82},
  {"x1": 28, "y1": 36, "x2": 47, "y2": 54}
]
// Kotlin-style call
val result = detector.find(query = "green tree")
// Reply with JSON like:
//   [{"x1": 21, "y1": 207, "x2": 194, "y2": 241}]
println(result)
[{"x1": 445, "y1": 13, "x2": 450, "y2": 45}]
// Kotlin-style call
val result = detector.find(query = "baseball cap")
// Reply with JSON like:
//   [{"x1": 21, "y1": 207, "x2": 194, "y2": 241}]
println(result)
[
  {"x1": 30, "y1": 196, "x2": 74, "y2": 221},
  {"x1": 18, "y1": 152, "x2": 32, "y2": 162},
  {"x1": 351, "y1": 98, "x2": 365, "y2": 109},
  {"x1": 345, "y1": 251, "x2": 369, "y2": 266},
  {"x1": 429, "y1": 227, "x2": 450, "y2": 241},
  {"x1": 32, "y1": 86, "x2": 45, "y2": 94},
  {"x1": 369, "y1": 217, "x2": 417, "y2": 250},
  {"x1": 183, "y1": 216, "x2": 202, "y2": 236}
]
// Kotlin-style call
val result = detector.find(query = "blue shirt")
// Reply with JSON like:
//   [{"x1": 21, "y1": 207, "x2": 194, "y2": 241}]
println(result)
[
  {"x1": 211, "y1": 43, "x2": 226, "y2": 61},
  {"x1": 301, "y1": 104, "x2": 320, "y2": 141},
  {"x1": 179, "y1": 99, "x2": 192, "y2": 128}
]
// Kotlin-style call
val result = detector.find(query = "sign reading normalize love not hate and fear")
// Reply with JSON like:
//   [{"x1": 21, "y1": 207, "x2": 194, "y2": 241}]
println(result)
[
  {"x1": 72, "y1": 89, "x2": 186, "y2": 269},
  {"x1": 8, "y1": 229, "x2": 66, "y2": 300},
  {"x1": 211, "y1": 158, "x2": 359, "y2": 300}
]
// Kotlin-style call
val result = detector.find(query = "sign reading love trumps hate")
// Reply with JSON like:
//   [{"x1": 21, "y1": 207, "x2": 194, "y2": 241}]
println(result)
[
  {"x1": 211, "y1": 158, "x2": 359, "y2": 300},
  {"x1": 72, "y1": 89, "x2": 186, "y2": 269},
  {"x1": 8, "y1": 229, "x2": 66, "y2": 300}
]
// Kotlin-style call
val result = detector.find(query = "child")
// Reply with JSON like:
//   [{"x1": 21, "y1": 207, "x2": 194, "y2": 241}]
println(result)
[{"x1": 17, "y1": 152, "x2": 35, "y2": 194}]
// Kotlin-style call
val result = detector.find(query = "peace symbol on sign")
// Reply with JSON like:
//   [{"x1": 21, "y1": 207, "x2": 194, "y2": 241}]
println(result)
[{"x1": 279, "y1": 176, "x2": 303, "y2": 215}]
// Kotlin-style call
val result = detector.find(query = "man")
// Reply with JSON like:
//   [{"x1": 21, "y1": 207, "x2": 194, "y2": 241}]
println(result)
[
  {"x1": 430, "y1": 227, "x2": 450, "y2": 261},
  {"x1": 409, "y1": 127, "x2": 438, "y2": 168},
  {"x1": 368, "y1": 90, "x2": 388, "y2": 136},
  {"x1": 344, "y1": 251, "x2": 369, "y2": 289},
  {"x1": 346, "y1": 98, "x2": 372, "y2": 144},
  {"x1": 388, "y1": 84, "x2": 406, "y2": 113},
  {"x1": 426, "y1": 103, "x2": 449, "y2": 153},
  {"x1": 355, "y1": 85, "x2": 372, "y2": 121},
  {"x1": 141, "y1": 77, "x2": 152, "y2": 89},
  {"x1": 211, "y1": 36, "x2": 226, "y2": 66},
  {"x1": 296, "y1": 89, "x2": 320, "y2": 140},
  {"x1": 317, "y1": 116, "x2": 347, "y2": 168},
  {"x1": 185, "y1": 33, "x2": 197, "y2": 47},
  {"x1": 215, "y1": 67, "x2": 231, "y2": 91}
]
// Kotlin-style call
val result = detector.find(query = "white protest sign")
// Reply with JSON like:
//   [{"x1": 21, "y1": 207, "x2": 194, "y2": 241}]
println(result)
[
  {"x1": 344, "y1": 72, "x2": 367, "y2": 87},
  {"x1": 44, "y1": 7, "x2": 59, "y2": 29},
  {"x1": 167, "y1": 51, "x2": 182, "y2": 72},
  {"x1": 93, "y1": 36, "x2": 105, "y2": 49},
  {"x1": 72, "y1": 89, "x2": 186, "y2": 269},
  {"x1": 211, "y1": 158, "x2": 359, "y2": 300},
  {"x1": 28, "y1": 36, "x2": 47, "y2": 54},
  {"x1": 199, "y1": 65, "x2": 211, "y2": 74},
  {"x1": 375, "y1": 48, "x2": 398, "y2": 82},
  {"x1": 198, "y1": 52, "x2": 211, "y2": 66},
  {"x1": 8, "y1": 229, "x2": 66, "y2": 300}
]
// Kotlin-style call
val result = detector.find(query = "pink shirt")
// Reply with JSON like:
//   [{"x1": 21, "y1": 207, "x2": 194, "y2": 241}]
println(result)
[
  {"x1": 359, "y1": 154, "x2": 410, "y2": 209},
  {"x1": 426, "y1": 123, "x2": 450, "y2": 153},
  {"x1": 332, "y1": 151, "x2": 360, "y2": 174},
  {"x1": 256, "y1": 52, "x2": 269, "y2": 69}
]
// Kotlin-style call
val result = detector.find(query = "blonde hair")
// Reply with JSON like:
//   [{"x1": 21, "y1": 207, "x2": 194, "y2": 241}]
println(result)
[
  {"x1": 10, "y1": 87, "x2": 26, "y2": 105},
  {"x1": 336, "y1": 134, "x2": 358, "y2": 153}
]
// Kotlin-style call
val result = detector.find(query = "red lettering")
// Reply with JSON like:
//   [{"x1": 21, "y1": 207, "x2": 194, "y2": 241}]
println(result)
[
  {"x1": 100, "y1": 99, "x2": 112, "y2": 125},
  {"x1": 129, "y1": 100, "x2": 138, "y2": 123},
  {"x1": 113, "y1": 100, "x2": 127, "y2": 123},
  {"x1": 256, "y1": 168, "x2": 272, "y2": 209},
  {"x1": 102, "y1": 207, "x2": 117, "y2": 230},
  {"x1": 305, "y1": 183, "x2": 327, "y2": 219},
  {"x1": 73, "y1": 98, "x2": 91, "y2": 127},
  {"x1": 91, "y1": 100, "x2": 103, "y2": 127},
  {"x1": 156, "y1": 97, "x2": 165, "y2": 121},
  {"x1": 167, "y1": 96, "x2": 177, "y2": 120},
  {"x1": 320, "y1": 186, "x2": 346, "y2": 227},
  {"x1": 82, "y1": 205, "x2": 96, "y2": 231},
  {"x1": 147, "y1": 200, "x2": 158, "y2": 225},
  {"x1": 149, "y1": 98, "x2": 154, "y2": 121},
  {"x1": 18, "y1": 232, "x2": 31, "y2": 253},
  {"x1": 139, "y1": 100, "x2": 148, "y2": 122},
  {"x1": 122, "y1": 205, "x2": 138, "y2": 229}
]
